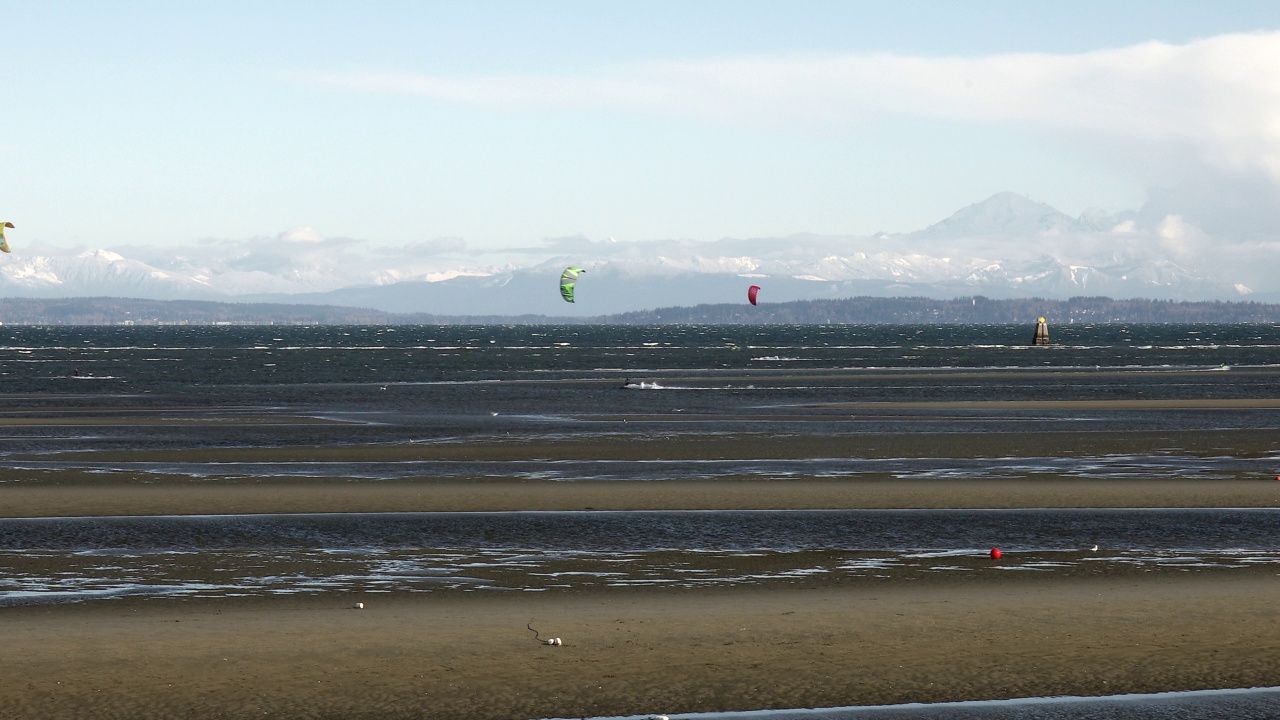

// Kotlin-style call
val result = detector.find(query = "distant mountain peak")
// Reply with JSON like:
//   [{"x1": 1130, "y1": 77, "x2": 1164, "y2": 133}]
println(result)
[
  {"x1": 78, "y1": 248, "x2": 126, "y2": 263},
  {"x1": 917, "y1": 192, "x2": 1080, "y2": 238}
]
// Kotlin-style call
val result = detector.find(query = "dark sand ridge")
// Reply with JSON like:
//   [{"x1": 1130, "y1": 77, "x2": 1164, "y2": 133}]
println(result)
[
  {"x1": 8, "y1": 424, "x2": 1280, "y2": 463},
  {"x1": 3, "y1": 417, "x2": 1279, "y2": 516},
  {"x1": 3, "y1": 574, "x2": 1278, "y2": 720},
  {"x1": 3, "y1": 478, "x2": 1280, "y2": 518}
]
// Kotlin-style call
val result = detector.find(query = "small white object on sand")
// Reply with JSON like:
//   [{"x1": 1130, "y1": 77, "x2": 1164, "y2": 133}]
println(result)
[{"x1": 355, "y1": 602, "x2": 365, "y2": 609}]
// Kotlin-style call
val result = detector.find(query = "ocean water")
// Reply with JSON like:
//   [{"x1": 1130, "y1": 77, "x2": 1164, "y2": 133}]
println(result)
[
  {"x1": 3, "y1": 323, "x2": 1280, "y2": 717},
  {"x1": 3, "y1": 322, "x2": 1279, "y2": 453}
]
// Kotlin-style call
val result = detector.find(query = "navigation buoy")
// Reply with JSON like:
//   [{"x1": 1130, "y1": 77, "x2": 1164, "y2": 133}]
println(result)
[
  {"x1": 1032, "y1": 317, "x2": 1050, "y2": 345},
  {"x1": 990, "y1": 548, "x2": 1002, "y2": 560}
]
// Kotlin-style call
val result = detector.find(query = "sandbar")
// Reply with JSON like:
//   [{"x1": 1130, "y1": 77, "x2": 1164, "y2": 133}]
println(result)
[{"x1": 2, "y1": 574, "x2": 1278, "y2": 719}]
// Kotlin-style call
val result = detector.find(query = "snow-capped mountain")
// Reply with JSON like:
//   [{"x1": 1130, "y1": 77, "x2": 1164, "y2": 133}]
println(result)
[
  {"x1": 0, "y1": 193, "x2": 1265, "y2": 315},
  {"x1": 0, "y1": 250, "x2": 215, "y2": 298},
  {"x1": 915, "y1": 192, "x2": 1083, "y2": 238}
]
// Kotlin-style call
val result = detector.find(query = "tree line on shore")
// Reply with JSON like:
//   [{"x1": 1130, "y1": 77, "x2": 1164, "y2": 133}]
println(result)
[
  {"x1": 604, "y1": 296, "x2": 1280, "y2": 324},
  {"x1": 2, "y1": 295, "x2": 1280, "y2": 325}
]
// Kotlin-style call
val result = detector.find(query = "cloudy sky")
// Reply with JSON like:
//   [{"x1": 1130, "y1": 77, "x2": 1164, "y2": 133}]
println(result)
[{"x1": 4, "y1": 1, "x2": 1280, "y2": 264}]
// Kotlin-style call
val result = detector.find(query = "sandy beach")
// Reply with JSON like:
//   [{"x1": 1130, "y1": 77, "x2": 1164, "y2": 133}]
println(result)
[{"x1": 3, "y1": 574, "x2": 1278, "y2": 719}]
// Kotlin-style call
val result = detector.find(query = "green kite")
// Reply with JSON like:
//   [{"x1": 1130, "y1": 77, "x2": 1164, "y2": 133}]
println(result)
[{"x1": 560, "y1": 266, "x2": 585, "y2": 303}]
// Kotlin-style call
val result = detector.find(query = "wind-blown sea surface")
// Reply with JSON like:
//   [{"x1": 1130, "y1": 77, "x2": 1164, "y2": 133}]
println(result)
[
  {"x1": 3, "y1": 323, "x2": 1280, "y2": 718},
  {"x1": 3, "y1": 322, "x2": 1279, "y2": 456}
]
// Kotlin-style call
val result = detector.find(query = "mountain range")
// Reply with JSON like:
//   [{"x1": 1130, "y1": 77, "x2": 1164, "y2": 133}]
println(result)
[{"x1": 2, "y1": 193, "x2": 1270, "y2": 315}]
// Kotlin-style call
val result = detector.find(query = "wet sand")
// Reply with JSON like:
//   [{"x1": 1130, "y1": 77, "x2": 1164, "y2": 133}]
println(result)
[
  {"x1": 4, "y1": 420, "x2": 1280, "y2": 518},
  {"x1": 3, "y1": 575, "x2": 1279, "y2": 719}
]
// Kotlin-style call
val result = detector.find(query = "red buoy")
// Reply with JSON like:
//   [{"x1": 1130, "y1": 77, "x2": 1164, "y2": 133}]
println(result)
[{"x1": 990, "y1": 548, "x2": 1002, "y2": 560}]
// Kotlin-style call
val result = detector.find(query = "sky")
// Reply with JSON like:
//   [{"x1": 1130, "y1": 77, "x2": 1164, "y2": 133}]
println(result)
[{"x1": 4, "y1": 1, "x2": 1280, "y2": 261}]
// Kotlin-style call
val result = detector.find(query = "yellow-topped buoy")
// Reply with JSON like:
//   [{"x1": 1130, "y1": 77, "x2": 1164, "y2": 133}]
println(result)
[{"x1": 1032, "y1": 317, "x2": 1050, "y2": 345}]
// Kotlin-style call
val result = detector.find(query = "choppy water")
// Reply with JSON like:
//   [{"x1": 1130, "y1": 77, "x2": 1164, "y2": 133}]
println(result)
[{"x1": 3, "y1": 324, "x2": 1280, "y2": 717}]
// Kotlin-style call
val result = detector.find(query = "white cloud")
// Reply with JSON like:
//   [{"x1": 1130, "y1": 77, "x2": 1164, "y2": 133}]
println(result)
[
  {"x1": 378, "y1": 236, "x2": 468, "y2": 256},
  {"x1": 1155, "y1": 214, "x2": 1205, "y2": 258},
  {"x1": 278, "y1": 226, "x2": 326, "y2": 244},
  {"x1": 305, "y1": 31, "x2": 1280, "y2": 188},
  {"x1": 1156, "y1": 214, "x2": 1195, "y2": 242}
]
